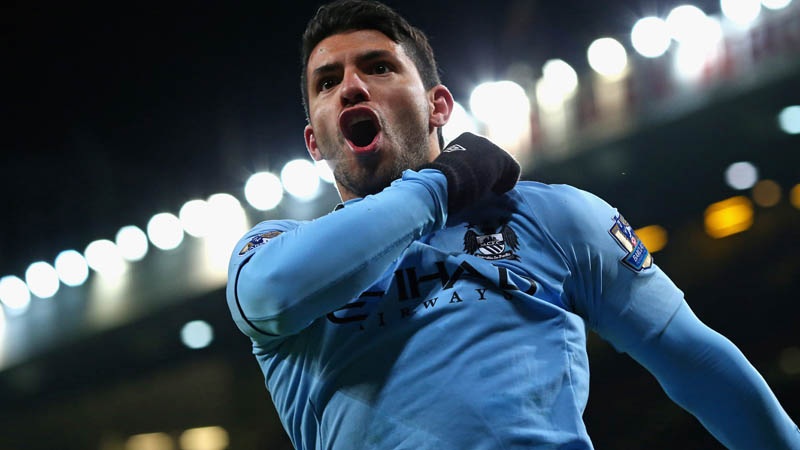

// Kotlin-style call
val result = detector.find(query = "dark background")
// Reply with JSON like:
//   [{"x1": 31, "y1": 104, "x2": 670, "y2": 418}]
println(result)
[{"x1": 2, "y1": 1, "x2": 798, "y2": 449}]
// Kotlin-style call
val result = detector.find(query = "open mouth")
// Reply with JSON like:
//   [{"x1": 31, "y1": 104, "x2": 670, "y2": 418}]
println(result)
[{"x1": 339, "y1": 107, "x2": 381, "y2": 154}]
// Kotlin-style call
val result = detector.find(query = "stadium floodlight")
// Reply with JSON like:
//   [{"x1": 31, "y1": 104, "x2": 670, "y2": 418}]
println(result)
[
  {"x1": 54, "y1": 249, "x2": 90, "y2": 287},
  {"x1": 180, "y1": 320, "x2": 214, "y2": 349},
  {"x1": 116, "y1": 225, "x2": 149, "y2": 261},
  {"x1": 535, "y1": 60, "x2": 578, "y2": 111},
  {"x1": 542, "y1": 59, "x2": 578, "y2": 95},
  {"x1": 84, "y1": 239, "x2": 127, "y2": 276},
  {"x1": 721, "y1": 0, "x2": 761, "y2": 26},
  {"x1": 587, "y1": 37, "x2": 628, "y2": 79},
  {"x1": 469, "y1": 81, "x2": 530, "y2": 126},
  {"x1": 147, "y1": 213, "x2": 185, "y2": 251},
  {"x1": 778, "y1": 105, "x2": 800, "y2": 134},
  {"x1": 442, "y1": 101, "x2": 478, "y2": 144},
  {"x1": 281, "y1": 159, "x2": 320, "y2": 201},
  {"x1": 0, "y1": 275, "x2": 31, "y2": 314},
  {"x1": 25, "y1": 261, "x2": 60, "y2": 299},
  {"x1": 672, "y1": 15, "x2": 723, "y2": 80},
  {"x1": 665, "y1": 5, "x2": 710, "y2": 43},
  {"x1": 631, "y1": 16, "x2": 672, "y2": 58},
  {"x1": 315, "y1": 160, "x2": 335, "y2": 184},
  {"x1": 245, "y1": 172, "x2": 284, "y2": 211},
  {"x1": 179, "y1": 199, "x2": 211, "y2": 237},
  {"x1": 725, "y1": 161, "x2": 759, "y2": 190},
  {"x1": 469, "y1": 80, "x2": 531, "y2": 150},
  {"x1": 205, "y1": 193, "x2": 248, "y2": 239},
  {"x1": 762, "y1": 0, "x2": 792, "y2": 10}
]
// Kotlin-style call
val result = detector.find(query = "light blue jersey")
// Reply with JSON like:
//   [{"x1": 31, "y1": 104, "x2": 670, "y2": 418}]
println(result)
[{"x1": 227, "y1": 169, "x2": 799, "y2": 450}]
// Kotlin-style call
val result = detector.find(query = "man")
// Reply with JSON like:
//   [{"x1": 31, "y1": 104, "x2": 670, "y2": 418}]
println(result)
[{"x1": 226, "y1": 1, "x2": 800, "y2": 448}]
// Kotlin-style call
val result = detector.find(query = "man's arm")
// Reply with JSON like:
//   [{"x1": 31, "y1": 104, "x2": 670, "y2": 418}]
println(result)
[
  {"x1": 227, "y1": 132, "x2": 520, "y2": 340},
  {"x1": 629, "y1": 302, "x2": 800, "y2": 449},
  {"x1": 531, "y1": 184, "x2": 799, "y2": 448},
  {"x1": 229, "y1": 169, "x2": 448, "y2": 338}
]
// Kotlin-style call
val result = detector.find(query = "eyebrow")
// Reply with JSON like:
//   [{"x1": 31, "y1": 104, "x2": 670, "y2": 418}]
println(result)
[{"x1": 310, "y1": 49, "x2": 397, "y2": 79}]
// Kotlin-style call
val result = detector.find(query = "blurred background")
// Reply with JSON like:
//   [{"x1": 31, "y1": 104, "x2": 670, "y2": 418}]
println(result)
[{"x1": 2, "y1": 0, "x2": 799, "y2": 449}]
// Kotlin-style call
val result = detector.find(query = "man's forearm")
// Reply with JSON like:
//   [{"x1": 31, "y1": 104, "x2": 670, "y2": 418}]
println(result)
[
  {"x1": 233, "y1": 169, "x2": 448, "y2": 336},
  {"x1": 631, "y1": 302, "x2": 800, "y2": 449}
]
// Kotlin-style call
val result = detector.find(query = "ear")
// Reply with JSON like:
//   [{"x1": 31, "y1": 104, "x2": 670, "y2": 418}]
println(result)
[
  {"x1": 304, "y1": 124, "x2": 323, "y2": 161},
  {"x1": 428, "y1": 84, "x2": 454, "y2": 129}
]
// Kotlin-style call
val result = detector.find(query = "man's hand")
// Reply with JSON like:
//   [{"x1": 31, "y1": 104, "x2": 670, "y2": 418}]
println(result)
[{"x1": 419, "y1": 132, "x2": 520, "y2": 213}]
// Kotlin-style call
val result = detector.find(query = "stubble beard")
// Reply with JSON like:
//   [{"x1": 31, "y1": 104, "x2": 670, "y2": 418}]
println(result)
[{"x1": 329, "y1": 114, "x2": 432, "y2": 199}]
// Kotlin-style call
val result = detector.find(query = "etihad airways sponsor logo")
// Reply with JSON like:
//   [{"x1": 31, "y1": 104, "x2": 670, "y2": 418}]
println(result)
[{"x1": 326, "y1": 260, "x2": 537, "y2": 330}]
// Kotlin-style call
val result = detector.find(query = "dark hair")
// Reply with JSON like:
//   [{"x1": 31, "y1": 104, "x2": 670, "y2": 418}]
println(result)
[{"x1": 300, "y1": 0, "x2": 442, "y2": 120}]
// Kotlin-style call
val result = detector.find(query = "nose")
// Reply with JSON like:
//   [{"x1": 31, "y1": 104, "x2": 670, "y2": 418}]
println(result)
[{"x1": 340, "y1": 69, "x2": 370, "y2": 106}]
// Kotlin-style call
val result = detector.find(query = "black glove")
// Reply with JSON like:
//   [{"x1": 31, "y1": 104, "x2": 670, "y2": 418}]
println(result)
[{"x1": 419, "y1": 132, "x2": 520, "y2": 213}]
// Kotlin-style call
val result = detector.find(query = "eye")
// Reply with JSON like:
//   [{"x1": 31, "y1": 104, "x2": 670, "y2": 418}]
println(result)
[
  {"x1": 318, "y1": 78, "x2": 339, "y2": 92},
  {"x1": 371, "y1": 63, "x2": 391, "y2": 75}
]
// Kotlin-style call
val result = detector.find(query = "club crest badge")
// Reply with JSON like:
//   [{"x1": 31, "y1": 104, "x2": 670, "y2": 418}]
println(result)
[
  {"x1": 463, "y1": 220, "x2": 520, "y2": 261},
  {"x1": 238, "y1": 230, "x2": 283, "y2": 255},
  {"x1": 609, "y1": 215, "x2": 652, "y2": 272}
]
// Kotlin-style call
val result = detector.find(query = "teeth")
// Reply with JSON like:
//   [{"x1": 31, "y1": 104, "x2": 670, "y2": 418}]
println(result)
[{"x1": 347, "y1": 115, "x2": 372, "y2": 128}]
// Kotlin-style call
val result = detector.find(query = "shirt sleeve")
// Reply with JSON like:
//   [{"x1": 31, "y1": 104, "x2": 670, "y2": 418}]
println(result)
[
  {"x1": 631, "y1": 301, "x2": 800, "y2": 449},
  {"x1": 534, "y1": 184, "x2": 684, "y2": 352},
  {"x1": 519, "y1": 183, "x2": 800, "y2": 447},
  {"x1": 225, "y1": 169, "x2": 449, "y2": 344}
]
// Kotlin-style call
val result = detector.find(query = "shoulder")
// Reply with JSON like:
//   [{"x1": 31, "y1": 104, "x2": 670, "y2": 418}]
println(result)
[
  {"x1": 512, "y1": 182, "x2": 613, "y2": 226},
  {"x1": 510, "y1": 182, "x2": 630, "y2": 258},
  {"x1": 230, "y1": 219, "x2": 305, "y2": 261}
]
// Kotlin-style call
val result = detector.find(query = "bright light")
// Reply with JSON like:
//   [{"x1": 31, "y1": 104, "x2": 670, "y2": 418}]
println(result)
[
  {"x1": 25, "y1": 261, "x2": 59, "y2": 299},
  {"x1": 0, "y1": 276, "x2": 31, "y2": 314},
  {"x1": 180, "y1": 426, "x2": 229, "y2": 450},
  {"x1": 115, "y1": 225, "x2": 148, "y2": 262},
  {"x1": 180, "y1": 320, "x2": 214, "y2": 349},
  {"x1": 778, "y1": 105, "x2": 800, "y2": 134},
  {"x1": 752, "y1": 179, "x2": 781, "y2": 207},
  {"x1": 792, "y1": 184, "x2": 800, "y2": 209},
  {"x1": 587, "y1": 37, "x2": 628, "y2": 79},
  {"x1": 205, "y1": 193, "x2": 248, "y2": 239},
  {"x1": 536, "y1": 59, "x2": 578, "y2": 110},
  {"x1": 725, "y1": 161, "x2": 759, "y2": 190},
  {"x1": 315, "y1": 160, "x2": 335, "y2": 184},
  {"x1": 704, "y1": 196, "x2": 754, "y2": 238},
  {"x1": 671, "y1": 15, "x2": 723, "y2": 80},
  {"x1": 84, "y1": 239, "x2": 127, "y2": 276},
  {"x1": 202, "y1": 193, "x2": 249, "y2": 273},
  {"x1": 125, "y1": 432, "x2": 173, "y2": 450},
  {"x1": 468, "y1": 80, "x2": 530, "y2": 144},
  {"x1": 635, "y1": 225, "x2": 668, "y2": 253},
  {"x1": 666, "y1": 5, "x2": 710, "y2": 43},
  {"x1": 190, "y1": 193, "x2": 249, "y2": 289},
  {"x1": 147, "y1": 212, "x2": 184, "y2": 251},
  {"x1": 631, "y1": 16, "x2": 672, "y2": 58},
  {"x1": 762, "y1": 0, "x2": 792, "y2": 10},
  {"x1": 281, "y1": 159, "x2": 320, "y2": 201},
  {"x1": 469, "y1": 81, "x2": 530, "y2": 123},
  {"x1": 244, "y1": 171, "x2": 284, "y2": 210},
  {"x1": 721, "y1": 0, "x2": 761, "y2": 26},
  {"x1": 542, "y1": 59, "x2": 578, "y2": 95},
  {"x1": 179, "y1": 199, "x2": 211, "y2": 237},
  {"x1": 468, "y1": 82, "x2": 496, "y2": 124},
  {"x1": 54, "y1": 249, "x2": 89, "y2": 287},
  {"x1": 442, "y1": 101, "x2": 479, "y2": 144}
]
